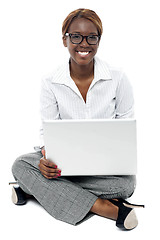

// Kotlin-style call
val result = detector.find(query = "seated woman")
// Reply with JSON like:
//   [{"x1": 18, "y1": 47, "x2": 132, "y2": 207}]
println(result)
[{"x1": 11, "y1": 8, "x2": 144, "y2": 230}]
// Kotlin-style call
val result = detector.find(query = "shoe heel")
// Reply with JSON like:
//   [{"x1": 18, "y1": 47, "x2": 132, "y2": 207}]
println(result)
[
  {"x1": 9, "y1": 181, "x2": 18, "y2": 185},
  {"x1": 123, "y1": 202, "x2": 144, "y2": 208},
  {"x1": 121, "y1": 199, "x2": 145, "y2": 209}
]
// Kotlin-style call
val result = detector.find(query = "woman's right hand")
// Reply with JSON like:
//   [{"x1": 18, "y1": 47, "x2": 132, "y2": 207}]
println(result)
[{"x1": 38, "y1": 148, "x2": 61, "y2": 179}]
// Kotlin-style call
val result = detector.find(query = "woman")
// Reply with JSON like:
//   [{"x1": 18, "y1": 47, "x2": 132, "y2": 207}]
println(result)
[{"x1": 11, "y1": 8, "x2": 144, "y2": 230}]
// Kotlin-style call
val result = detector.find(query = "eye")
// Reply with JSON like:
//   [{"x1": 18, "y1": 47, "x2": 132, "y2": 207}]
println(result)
[
  {"x1": 88, "y1": 35, "x2": 98, "y2": 40},
  {"x1": 72, "y1": 34, "x2": 81, "y2": 40}
]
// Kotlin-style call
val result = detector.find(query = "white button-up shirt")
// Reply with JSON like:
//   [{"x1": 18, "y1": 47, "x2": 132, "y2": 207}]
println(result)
[{"x1": 40, "y1": 57, "x2": 134, "y2": 146}]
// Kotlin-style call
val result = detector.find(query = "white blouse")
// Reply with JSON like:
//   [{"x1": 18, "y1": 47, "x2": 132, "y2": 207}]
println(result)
[{"x1": 40, "y1": 57, "x2": 134, "y2": 146}]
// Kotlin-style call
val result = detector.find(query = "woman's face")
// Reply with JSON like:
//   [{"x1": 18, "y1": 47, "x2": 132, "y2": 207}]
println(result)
[{"x1": 63, "y1": 18, "x2": 100, "y2": 66}]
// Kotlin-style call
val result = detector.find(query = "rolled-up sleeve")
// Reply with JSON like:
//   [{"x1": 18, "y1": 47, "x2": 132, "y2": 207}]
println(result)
[{"x1": 115, "y1": 72, "x2": 134, "y2": 119}]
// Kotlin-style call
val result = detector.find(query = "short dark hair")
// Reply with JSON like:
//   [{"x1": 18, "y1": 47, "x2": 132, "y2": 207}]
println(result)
[{"x1": 62, "y1": 8, "x2": 103, "y2": 37}]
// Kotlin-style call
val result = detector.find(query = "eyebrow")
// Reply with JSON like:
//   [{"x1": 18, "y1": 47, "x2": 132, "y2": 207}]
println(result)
[{"x1": 70, "y1": 31, "x2": 98, "y2": 35}]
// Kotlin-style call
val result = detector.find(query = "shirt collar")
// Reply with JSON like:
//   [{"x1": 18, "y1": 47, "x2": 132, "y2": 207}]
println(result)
[
  {"x1": 51, "y1": 56, "x2": 112, "y2": 86},
  {"x1": 93, "y1": 56, "x2": 112, "y2": 83}
]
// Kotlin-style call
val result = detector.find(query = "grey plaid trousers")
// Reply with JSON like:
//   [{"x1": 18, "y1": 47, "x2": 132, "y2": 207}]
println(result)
[{"x1": 12, "y1": 152, "x2": 136, "y2": 225}]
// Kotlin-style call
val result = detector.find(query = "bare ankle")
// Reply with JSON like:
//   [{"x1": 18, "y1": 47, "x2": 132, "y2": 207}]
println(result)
[{"x1": 90, "y1": 198, "x2": 118, "y2": 220}]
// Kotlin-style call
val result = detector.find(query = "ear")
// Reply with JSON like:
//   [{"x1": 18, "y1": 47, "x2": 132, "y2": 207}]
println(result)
[{"x1": 62, "y1": 36, "x2": 67, "y2": 47}]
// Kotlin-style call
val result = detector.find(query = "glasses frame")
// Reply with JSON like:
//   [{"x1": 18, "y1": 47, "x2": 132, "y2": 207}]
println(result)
[{"x1": 65, "y1": 33, "x2": 100, "y2": 45}]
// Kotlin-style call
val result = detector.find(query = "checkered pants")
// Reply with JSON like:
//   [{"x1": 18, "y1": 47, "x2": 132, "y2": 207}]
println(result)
[{"x1": 12, "y1": 152, "x2": 136, "y2": 225}]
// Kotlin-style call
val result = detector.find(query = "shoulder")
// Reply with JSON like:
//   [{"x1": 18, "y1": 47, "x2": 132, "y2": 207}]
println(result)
[
  {"x1": 41, "y1": 61, "x2": 69, "y2": 88},
  {"x1": 95, "y1": 57, "x2": 127, "y2": 83},
  {"x1": 97, "y1": 57, "x2": 123, "y2": 73}
]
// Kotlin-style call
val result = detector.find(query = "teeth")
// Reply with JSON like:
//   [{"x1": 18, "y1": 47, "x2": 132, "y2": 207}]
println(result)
[{"x1": 78, "y1": 52, "x2": 89, "y2": 55}]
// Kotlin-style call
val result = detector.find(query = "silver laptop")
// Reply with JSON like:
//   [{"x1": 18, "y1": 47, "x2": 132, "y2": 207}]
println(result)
[{"x1": 43, "y1": 119, "x2": 137, "y2": 176}]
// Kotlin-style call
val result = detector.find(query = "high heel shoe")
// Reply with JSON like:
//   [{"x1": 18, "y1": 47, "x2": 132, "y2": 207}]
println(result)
[
  {"x1": 9, "y1": 182, "x2": 34, "y2": 205},
  {"x1": 109, "y1": 198, "x2": 144, "y2": 230},
  {"x1": 11, "y1": 186, "x2": 27, "y2": 205}
]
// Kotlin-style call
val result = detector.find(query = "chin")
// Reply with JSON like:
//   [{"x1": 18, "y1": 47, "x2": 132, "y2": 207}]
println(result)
[{"x1": 71, "y1": 54, "x2": 95, "y2": 66}]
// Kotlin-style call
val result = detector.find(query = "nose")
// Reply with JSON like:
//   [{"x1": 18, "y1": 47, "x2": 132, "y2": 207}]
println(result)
[{"x1": 79, "y1": 36, "x2": 89, "y2": 47}]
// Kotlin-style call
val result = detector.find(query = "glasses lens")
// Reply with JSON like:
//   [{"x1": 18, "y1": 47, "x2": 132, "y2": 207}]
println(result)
[
  {"x1": 70, "y1": 34, "x2": 82, "y2": 44},
  {"x1": 87, "y1": 35, "x2": 99, "y2": 45}
]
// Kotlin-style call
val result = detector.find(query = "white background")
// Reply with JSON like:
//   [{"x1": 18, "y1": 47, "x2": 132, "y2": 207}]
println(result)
[{"x1": 1, "y1": 0, "x2": 160, "y2": 239}]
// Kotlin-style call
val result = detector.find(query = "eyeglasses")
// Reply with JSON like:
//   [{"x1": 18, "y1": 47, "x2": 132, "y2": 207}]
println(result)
[{"x1": 65, "y1": 33, "x2": 100, "y2": 45}]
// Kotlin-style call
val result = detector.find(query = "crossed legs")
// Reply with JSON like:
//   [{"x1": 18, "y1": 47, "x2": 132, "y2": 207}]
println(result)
[{"x1": 12, "y1": 152, "x2": 136, "y2": 225}]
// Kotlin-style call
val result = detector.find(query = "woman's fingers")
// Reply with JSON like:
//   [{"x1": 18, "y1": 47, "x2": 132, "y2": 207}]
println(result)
[
  {"x1": 40, "y1": 157, "x2": 57, "y2": 168},
  {"x1": 39, "y1": 165, "x2": 61, "y2": 179},
  {"x1": 39, "y1": 157, "x2": 61, "y2": 179},
  {"x1": 39, "y1": 168, "x2": 61, "y2": 179}
]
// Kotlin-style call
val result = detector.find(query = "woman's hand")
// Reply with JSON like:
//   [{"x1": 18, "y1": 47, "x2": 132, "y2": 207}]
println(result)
[{"x1": 39, "y1": 148, "x2": 61, "y2": 179}]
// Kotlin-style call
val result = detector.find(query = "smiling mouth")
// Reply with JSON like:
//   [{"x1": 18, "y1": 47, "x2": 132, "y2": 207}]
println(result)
[{"x1": 76, "y1": 51, "x2": 91, "y2": 56}]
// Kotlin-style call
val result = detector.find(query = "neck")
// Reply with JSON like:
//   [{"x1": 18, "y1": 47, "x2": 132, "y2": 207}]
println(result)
[{"x1": 70, "y1": 59, "x2": 94, "y2": 81}]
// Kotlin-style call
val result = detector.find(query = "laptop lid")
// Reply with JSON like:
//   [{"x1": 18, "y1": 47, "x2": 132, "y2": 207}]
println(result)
[{"x1": 43, "y1": 119, "x2": 137, "y2": 176}]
